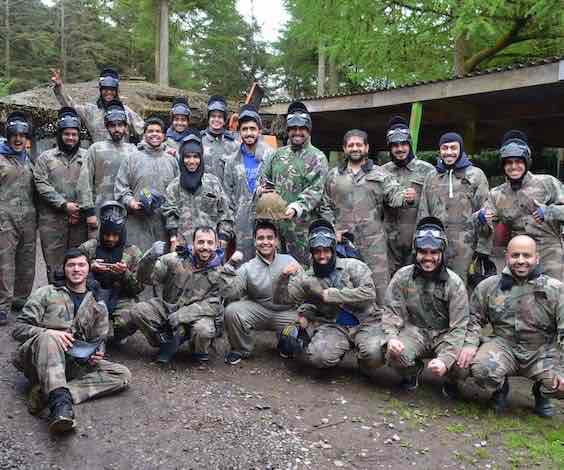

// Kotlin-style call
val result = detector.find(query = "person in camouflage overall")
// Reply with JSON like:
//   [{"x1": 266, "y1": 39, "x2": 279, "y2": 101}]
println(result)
[
  {"x1": 79, "y1": 202, "x2": 144, "y2": 343},
  {"x1": 0, "y1": 112, "x2": 37, "y2": 325},
  {"x1": 223, "y1": 104, "x2": 275, "y2": 261},
  {"x1": 201, "y1": 96, "x2": 238, "y2": 183},
  {"x1": 132, "y1": 227, "x2": 242, "y2": 364},
  {"x1": 164, "y1": 97, "x2": 192, "y2": 154},
  {"x1": 382, "y1": 117, "x2": 436, "y2": 275},
  {"x1": 417, "y1": 132, "x2": 491, "y2": 285},
  {"x1": 373, "y1": 217, "x2": 470, "y2": 393},
  {"x1": 320, "y1": 129, "x2": 412, "y2": 306},
  {"x1": 51, "y1": 68, "x2": 144, "y2": 143},
  {"x1": 12, "y1": 249, "x2": 131, "y2": 433},
  {"x1": 257, "y1": 101, "x2": 329, "y2": 266},
  {"x1": 34, "y1": 107, "x2": 89, "y2": 283},
  {"x1": 161, "y1": 130, "x2": 234, "y2": 251},
  {"x1": 478, "y1": 130, "x2": 564, "y2": 282},
  {"x1": 273, "y1": 220, "x2": 383, "y2": 370},
  {"x1": 115, "y1": 117, "x2": 179, "y2": 252},
  {"x1": 77, "y1": 102, "x2": 137, "y2": 237}
]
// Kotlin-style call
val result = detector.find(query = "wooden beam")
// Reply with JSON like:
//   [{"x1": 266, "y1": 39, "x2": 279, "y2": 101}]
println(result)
[{"x1": 409, "y1": 102, "x2": 423, "y2": 153}]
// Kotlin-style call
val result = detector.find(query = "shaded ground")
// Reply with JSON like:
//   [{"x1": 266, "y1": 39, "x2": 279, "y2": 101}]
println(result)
[{"x1": 0, "y1": 249, "x2": 563, "y2": 469}]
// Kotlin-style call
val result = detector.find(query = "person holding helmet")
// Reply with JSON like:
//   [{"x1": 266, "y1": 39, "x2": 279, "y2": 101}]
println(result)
[
  {"x1": 201, "y1": 95, "x2": 238, "y2": 182},
  {"x1": 373, "y1": 217, "x2": 469, "y2": 393},
  {"x1": 478, "y1": 130, "x2": 564, "y2": 281},
  {"x1": 34, "y1": 107, "x2": 89, "y2": 283},
  {"x1": 224, "y1": 104, "x2": 275, "y2": 261},
  {"x1": 417, "y1": 132, "x2": 491, "y2": 285},
  {"x1": 0, "y1": 111, "x2": 37, "y2": 325},
  {"x1": 257, "y1": 101, "x2": 329, "y2": 265},
  {"x1": 273, "y1": 219, "x2": 383, "y2": 370},
  {"x1": 78, "y1": 201, "x2": 144, "y2": 343},
  {"x1": 162, "y1": 129, "x2": 234, "y2": 251},
  {"x1": 51, "y1": 67, "x2": 144, "y2": 143},
  {"x1": 77, "y1": 102, "x2": 137, "y2": 236},
  {"x1": 165, "y1": 97, "x2": 192, "y2": 153},
  {"x1": 382, "y1": 116, "x2": 435, "y2": 275}
]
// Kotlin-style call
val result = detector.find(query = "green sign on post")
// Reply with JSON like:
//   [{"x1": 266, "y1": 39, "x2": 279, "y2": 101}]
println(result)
[{"x1": 409, "y1": 102, "x2": 423, "y2": 153}]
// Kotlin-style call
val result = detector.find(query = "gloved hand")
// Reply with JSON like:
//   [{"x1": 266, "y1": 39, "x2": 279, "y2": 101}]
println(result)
[{"x1": 147, "y1": 241, "x2": 166, "y2": 259}]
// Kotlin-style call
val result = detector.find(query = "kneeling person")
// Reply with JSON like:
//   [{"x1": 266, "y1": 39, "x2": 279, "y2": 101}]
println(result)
[
  {"x1": 224, "y1": 220, "x2": 303, "y2": 364},
  {"x1": 12, "y1": 249, "x2": 131, "y2": 433},
  {"x1": 273, "y1": 219, "x2": 382, "y2": 369}
]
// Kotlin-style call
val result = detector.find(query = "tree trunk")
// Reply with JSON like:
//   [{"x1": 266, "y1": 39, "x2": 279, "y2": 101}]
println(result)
[
  {"x1": 317, "y1": 37, "x2": 326, "y2": 96},
  {"x1": 454, "y1": 33, "x2": 466, "y2": 76},
  {"x1": 61, "y1": 0, "x2": 66, "y2": 80},
  {"x1": 157, "y1": 0, "x2": 169, "y2": 86},
  {"x1": 327, "y1": 55, "x2": 338, "y2": 94},
  {"x1": 4, "y1": 0, "x2": 9, "y2": 80},
  {"x1": 154, "y1": 0, "x2": 160, "y2": 82}
]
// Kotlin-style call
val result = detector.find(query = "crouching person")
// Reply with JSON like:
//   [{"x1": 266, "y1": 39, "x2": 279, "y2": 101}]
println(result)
[
  {"x1": 12, "y1": 249, "x2": 131, "y2": 433},
  {"x1": 453, "y1": 235, "x2": 564, "y2": 416},
  {"x1": 132, "y1": 226, "x2": 241, "y2": 364},
  {"x1": 377, "y1": 217, "x2": 469, "y2": 392},
  {"x1": 273, "y1": 219, "x2": 383, "y2": 369},
  {"x1": 223, "y1": 220, "x2": 303, "y2": 365}
]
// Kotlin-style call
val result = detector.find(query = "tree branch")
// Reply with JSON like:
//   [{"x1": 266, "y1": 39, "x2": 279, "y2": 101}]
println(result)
[{"x1": 385, "y1": 0, "x2": 453, "y2": 19}]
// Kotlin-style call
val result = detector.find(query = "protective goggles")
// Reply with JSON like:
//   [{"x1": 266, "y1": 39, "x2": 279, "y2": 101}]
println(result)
[
  {"x1": 99, "y1": 76, "x2": 119, "y2": 88},
  {"x1": 58, "y1": 114, "x2": 81, "y2": 130},
  {"x1": 171, "y1": 103, "x2": 191, "y2": 117},
  {"x1": 287, "y1": 113, "x2": 311, "y2": 129},
  {"x1": 414, "y1": 228, "x2": 447, "y2": 250},
  {"x1": 7, "y1": 120, "x2": 30, "y2": 135},
  {"x1": 104, "y1": 109, "x2": 127, "y2": 123},
  {"x1": 500, "y1": 141, "x2": 530, "y2": 160},
  {"x1": 208, "y1": 100, "x2": 227, "y2": 113},
  {"x1": 309, "y1": 229, "x2": 336, "y2": 249},
  {"x1": 386, "y1": 127, "x2": 411, "y2": 145}
]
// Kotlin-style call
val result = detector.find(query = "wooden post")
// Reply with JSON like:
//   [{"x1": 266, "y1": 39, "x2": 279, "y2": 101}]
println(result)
[
  {"x1": 158, "y1": 0, "x2": 169, "y2": 86},
  {"x1": 317, "y1": 38, "x2": 325, "y2": 96},
  {"x1": 5, "y1": 0, "x2": 9, "y2": 80},
  {"x1": 463, "y1": 120, "x2": 477, "y2": 155},
  {"x1": 409, "y1": 102, "x2": 423, "y2": 153}
]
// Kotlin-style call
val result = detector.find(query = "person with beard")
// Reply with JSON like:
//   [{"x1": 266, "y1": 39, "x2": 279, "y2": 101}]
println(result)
[
  {"x1": 78, "y1": 201, "x2": 144, "y2": 343},
  {"x1": 223, "y1": 104, "x2": 275, "y2": 261},
  {"x1": 201, "y1": 95, "x2": 238, "y2": 182},
  {"x1": 34, "y1": 107, "x2": 89, "y2": 283},
  {"x1": 417, "y1": 132, "x2": 491, "y2": 284},
  {"x1": 452, "y1": 235, "x2": 564, "y2": 416},
  {"x1": 272, "y1": 219, "x2": 383, "y2": 370},
  {"x1": 374, "y1": 217, "x2": 469, "y2": 393},
  {"x1": 257, "y1": 101, "x2": 329, "y2": 265},
  {"x1": 164, "y1": 97, "x2": 192, "y2": 154},
  {"x1": 382, "y1": 117, "x2": 435, "y2": 275},
  {"x1": 0, "y1": 112, "x2": 37, "y2": 325},
  {"x1": 51, "y1": 68, "x2": 144, "y2": 143},
  {"x1": 162, "y1": 130, "x2": 234, "y2": 251},
  {"x1": 320, "y1": 129, "x2": 411, "y2": 306},
  {"x1": 131, "y1": 226, "x2": 242, "y2": 364},
  {"x1": 12, "y1": 249, "x2": 131, "y2": 433},
  {"x1": 115, "y1": 117, "x2": 179, "y2": 252},
  {"x1": 77, "y1": 102, "x2": 137, "y2": 237},
  {"x1": 478, "y1": 131, "x2": 564, "y2": 282}
]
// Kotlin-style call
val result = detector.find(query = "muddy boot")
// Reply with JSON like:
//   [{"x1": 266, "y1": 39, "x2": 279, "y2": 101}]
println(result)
[
  {"x1": 0, "y1": 310, "x2": 8, "y2": 326},
  {"x1": 442, "y1": 380, "x2": 459, "y2": 400},
  {"x1": 47, "y1": 387, "x2": 75, "y2": 433},
  {"x1": 532, "y1": 382, "x2": 554, "y2": 418},
  {"x1": 27, "y1": 384, "x2": 47, "y2": 416},
  {"x1": 491, "y1": 377, "x2": 509, "y2": 415},
  {"x1": 399, "y1": 360, "x2": 424, "y2": 392}
]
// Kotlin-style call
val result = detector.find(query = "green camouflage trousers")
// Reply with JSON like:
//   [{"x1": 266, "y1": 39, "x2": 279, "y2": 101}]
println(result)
[
  {"x1": 224, "y1": 300, "x2": 297, "y2": 355},
  {"x1": 302, "y1": 323, "x2": 385, "y2": 369},
  {"x1": 130, "y1": 298, "x2": 216, "y2": 354},
  {"x1": 13, "y1": 330, "x2": 131, "y2": 404},
  {"x1": 111, "y1": 299, "x2": 138, "y2": 339},
  {"x1": 0, "y1": 216, "x2": 36, "y2": 312}
]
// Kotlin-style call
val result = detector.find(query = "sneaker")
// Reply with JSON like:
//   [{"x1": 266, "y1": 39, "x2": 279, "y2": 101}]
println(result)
[
  {"x1": 399, "y1": 361, "x2": 424, "y2": 392},
  {"x1": 0, "y1": 310, "x2": 8, "y2": 326},
  {"x1": 47, "y1": 388, "x2": 76, "y2": 433},
  {"x1": 532, "y1": 382, "x2": 555, "y2": 418},
  {"x1": 192, "y1": 352, "x2": 209, "y2": 363},
  {"x1": 225, "y1": 351, "x2": 243, "y2": 365},
  {"x1": 442, "y1": 380, "x2": 459, "y2": 400},
  {"x1": 491, "y1": 377, "x2": 510, "y2": 415}
]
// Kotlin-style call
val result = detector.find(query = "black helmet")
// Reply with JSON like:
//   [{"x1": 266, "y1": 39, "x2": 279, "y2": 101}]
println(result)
[
  {"x1": 277, "y1": 322, "x2": 310, "y2": 359},
  {"x1": 179, "y1": 129, "x2": 203, "y2": 157},
  {"x1": 286, "y1": 101, "x2": 311, "y2": 130},
  {"x1": 413, "y1": 217, "x2": 448, "y2": 252},
  {"x1": 467, "y1": 253, "x2": 497, "y2": 289},
  {"x1": 499, "y1": 130, "x2": 531, "y2": 169},
  {"x1": 308, "y1": 219, "x2": 337, "y2": 251},
  {"x1": 386, "y1": 115, "x2": 411, "y2": 146},
  {"x1": 57, "y1": 107, "x2": 81, "y2": 130},
  {"x1": 207, "y1": 95, "x2": 227, "y2": 119},
  {"x1": 99, "y1": 201, "x2": 127, "y2": 234},
  {"x1": 104, "y1": 102, "x2": 127, "y2": 125},
  {"x1": 6, "y1": 111, "x2": 31, "y2": 138},
  {"x1": 238, "y1": 104, "x2": 262, "y2": 128},
  {"x1": 99, "y1": 67, "x2": 119, "y2": 89},
  {"x1": 171, "y1": 96, "x2": 191, "y2": 118}
]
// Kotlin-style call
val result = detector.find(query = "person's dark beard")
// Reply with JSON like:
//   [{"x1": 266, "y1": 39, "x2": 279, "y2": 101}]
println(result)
[
  {"x1": 346, "y1": 152, "x2": 366, "y2": 162},
  {"x1": 109, "y1": 131, "x2": 125, "y2": 143}
]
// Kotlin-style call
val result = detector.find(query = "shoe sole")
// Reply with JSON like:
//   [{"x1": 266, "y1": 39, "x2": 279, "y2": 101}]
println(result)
[
  {"x1": 225, "y1": 357, "x2": 242, "y2": 365},
  {"x1": 48, "y1": 417, "x2": 76, "y2": 433}
]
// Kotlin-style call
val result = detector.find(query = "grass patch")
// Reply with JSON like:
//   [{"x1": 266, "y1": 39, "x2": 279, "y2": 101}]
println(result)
[{"x1": 446, "y1": 422, "x2": 466, "y2": 434}]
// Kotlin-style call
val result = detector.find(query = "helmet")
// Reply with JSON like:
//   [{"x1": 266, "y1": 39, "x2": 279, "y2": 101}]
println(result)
[
  {"x1": 139, "y1": 189, "x2": 165, "y2": 216},
  {"x1": 286, "y1": 101, "x2": 311, "y2": 130},
  {"x1": 179, "y1": 130, "x2": 203, "y2": 157},
  {"x1": 467, "y1": 253, "x2": 497, "y2": 289},
  {"x1": 413, "y1": 217, "x2": 448, "y2": 252},
  {"x1": 99, "y1": 68, "x2": 119, "y2": 89},
  {"x1": 171, "y1": 96, "x2": 191, "y2": 117},
  {"x1": 57, "y1": 107, "x2": 81, "y2": 130},
  {"x1": 277, "y1": 322, "x2": 310, "y2": 358},
  {"x1": 104, "y1": 102, "x2": 127, "y2": 124},
  {"x1": 499, "y1": 130, "x2": 531, "y2": 169},
  {"x1": 6, "y1": 111, "x2": 31, "y2": 138},
  {"x1": 255, "y1": 192, "x2": 288, "y2": 220},
  {"x1": 386, "y1": 116, "x2": 411, "y2": 146},
  {"x1": 238, "y1": 104, "x2": 262, "y2": 128},
  {"x1": 207, "y1": 95, "x2": 227, "y2": 119},
  {"x1": 99, "y1": 201, "x2": 127, "y2": 233},
  {"x1": 308, "y1": 219, "x2": 337, "y2": 251}
]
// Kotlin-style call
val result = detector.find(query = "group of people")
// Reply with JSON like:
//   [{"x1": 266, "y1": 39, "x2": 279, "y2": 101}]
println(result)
[{"x1": 1, "y1": 67, "x2": 563, "y2": 434}]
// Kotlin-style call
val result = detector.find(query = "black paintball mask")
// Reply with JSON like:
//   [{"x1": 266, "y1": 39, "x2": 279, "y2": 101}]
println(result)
[
  {"x1": 97, "y1": 201, "x2": 127, "y2": 264},
  {"x1": 386, "y1": 116, "x2": 414, "y2": 167},
  {"x1": 308, "y1": 219, "x2": 337, "y2": 278},
  {"x1": 97, "y1": 68, "x2": 120, "y2": 109},
  {"x1": 6, "y1": 111, "x2": 32, "y2": 140},
  {"x1": 286, "y1": 101, "x2": 312, "y2": 129},
  {"x1": 412, "y1": 217, "x2": 448, "y2": 278},
  {"x1": 171, "y1": 96, "x2": 191, "y2": 119},
  {"x1": 104, "y1": 102, "x2": 128, "y2": 142},
  {"x1": 56, "y1": 107, "x2": 81, "y2": 155},
  {"x1": 178, "y1": 130, "x2": 204, "y2": 193},
  {"x1": 499, "y1": 130, "x2": 531, "y2": 190}
]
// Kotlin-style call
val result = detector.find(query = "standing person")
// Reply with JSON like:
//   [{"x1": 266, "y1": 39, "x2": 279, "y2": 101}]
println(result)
[
  {"x1": 478, "y1": 131, "x2": 564, "y2": 281},
  {"x1": 454, "y1": 236, "x2": 564, "y2": 416},
  {"x1": 382, "y1": 117, "x2": 435, "y2": 275},
  {"x1": 51, "y1": 68, "x2": 144, "y2": 143},
  {"x1": 162, "y1": 130, "x2": 234, "y2": 250},
  {"x1": 224, "y1": 104, "x2": 274, "y2": 260},
  {"x1": 12, "y1": 249, "x2": 131, "y2": 433},
  {"x1": 34, "y1": 107, "x2": 88, "y2": 283},
  {"x1": 0, "y1": 112, "x2": 36, "y2": 325},
  {"x1": 223, "y1": 220, "x2": 302, "y2": 364},
  {"x1": 77, "y1": 102, "x2": 137, "y2": 236},
  {"x1": 417, "y1": 132, "x2": 491, "y2": 284},
  {"x1": 164, "y1": 97, "x2": 191, "y2": 154},
  {"x1": 320, "y1": 129, "x2": 411, "y2": 306},
  {"x1": 201, "y1": 95, "x2": 238, "y2": 182},
  {"x1": 257, "y1": 101, "x2": 329, "y2": 265},
  {"x1": 114, "y1": 117, "x2": 179, "y2": 252}
]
